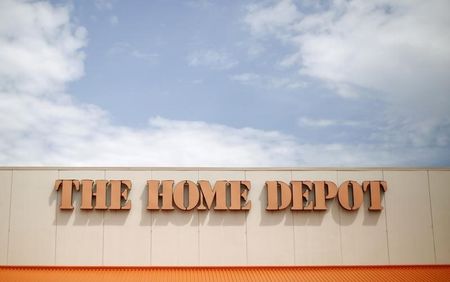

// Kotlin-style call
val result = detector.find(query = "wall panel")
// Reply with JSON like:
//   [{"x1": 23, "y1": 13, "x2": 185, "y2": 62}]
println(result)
[
  {"x1": 0, "y1": 170, "x2": 12, "y2": 264},
  {"x1": 150, "y1": 170, "x2": 199, "y2": 266},
  {"x1": 245, "y1": 170, "x2": 294, "y2": 265},
  {"x1": 429, "y1": 170, "x2": 450, "y2": 263},
  {"x1": 198, "y1": 170, "x2": 247, "y2": 265},
  {"x1": 384, "y1": 170, "x2": 435, "y2": 264},
  {"x1": 291, "y1": 170, "x2": 342, "y2": 265},
  {"x1": 337, "y1": 170, "x2": 388, "y2": 265},
  {"x1": 55, "y1": 170, "x2": 105, "y2": 265},
  {"x1": 8, "y1": 170, "x2": 57, "y2": 265},
  {"x1": 104, "y1": 170, "x2": 151, "y2": 265}
]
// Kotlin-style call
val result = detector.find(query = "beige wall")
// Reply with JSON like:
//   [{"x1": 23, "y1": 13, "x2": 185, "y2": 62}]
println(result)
[{"x1": 0, "y1": 167, "x2": 449, "y2": 266}]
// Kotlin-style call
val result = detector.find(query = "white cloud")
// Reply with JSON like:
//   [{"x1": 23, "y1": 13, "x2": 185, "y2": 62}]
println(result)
[
  {"x1": 230, "y1": 73, "x2": 260, "y2": 83},
  {"x1": 0, "y1": 0, "x2": 448, "y2": 167},
  {"x1": 247, "y1": 43, "x2": 265, "y2": 57},
  {"x1": 245, "y1": 0, "x2": 450, "y2": 160},
  {"x1": 187, "y1": 50, "x2": 238, "y2": 70},
  {"x1": 107, "y1": 42, "x2": 159, "y2": 62},
  {"x1": 186, "y1": 0, "x2": 213, "y2": 9},
  {"x1": 0, "y1": 0, "x2": 298, "y2": 166},
  {"x1": 95, "y1": 0, "x2": 114, "y2": 11},
  {"x1": 269, "y1": 77, "x2": 306, "y2": 89},
  {"x1": 230, "y1": 73, "x2": 306, "y2": 90},
  {"x1": 0, "y1": 0, "x2": 86, "y2": 95},
  {"x1": 298, "y1": 117, "x2": 362, "y2": 128},
  {"x1": 245, "y1": 0, "x2": 300, "y2": 36},
  {"x1": 298, "y1": 118, "x2": 336, "y2": 127},
  {"x1": 278, "y1": 52, "x2": 302, "y2": 68},
  {"x1": 298, "y1": 1, "x2": 450, "y2": 110},
  {"x1": 246, "y1": 0, "x2": 450, "y2": 114},
  {"x1": 109, "y1": 15, "x2": 119, "y2": 25},
  {"x1": 0, "y1": 93, "x2": 302, "y2": 165}
]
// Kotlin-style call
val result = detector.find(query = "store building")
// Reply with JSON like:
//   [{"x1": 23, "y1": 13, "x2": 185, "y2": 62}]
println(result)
[{"x1": 0, "y1": 167, "x2": 449, "y2": 281}]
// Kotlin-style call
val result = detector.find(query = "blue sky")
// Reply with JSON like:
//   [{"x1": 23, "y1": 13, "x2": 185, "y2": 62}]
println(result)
[
  {"x1": 70, "y1": 1, "x2": 379, "y2": 133},
  {"x1": 0, "y1": 0, "x2": 449, "y2": 166}
]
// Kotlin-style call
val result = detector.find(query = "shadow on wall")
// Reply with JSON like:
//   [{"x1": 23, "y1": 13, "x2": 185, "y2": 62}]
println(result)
[
  {"x1": 52, "y1": 181, "x2": 384, "y2": 227},
  {"x1": 256, "y1": 181, "x2": 384, "y2": 227},
  {"x1": 54, "y1": 186, "x2": 106, "y2": 226}
]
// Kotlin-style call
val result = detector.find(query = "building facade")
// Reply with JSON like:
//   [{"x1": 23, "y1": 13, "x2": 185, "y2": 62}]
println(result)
[{"x1": 0, "y1": 167, "x2": 449, "y2": 267}]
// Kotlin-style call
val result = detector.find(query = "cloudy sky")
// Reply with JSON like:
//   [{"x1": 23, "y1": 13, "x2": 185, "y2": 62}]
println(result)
[{"x1": 0, "y1": 0, "x2": 449, "y2": 166}]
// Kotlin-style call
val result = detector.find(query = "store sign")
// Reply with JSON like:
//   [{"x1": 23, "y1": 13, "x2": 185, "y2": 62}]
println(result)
[{"x1": 55, "y1": 179, "x2": 387, "y2": 212}]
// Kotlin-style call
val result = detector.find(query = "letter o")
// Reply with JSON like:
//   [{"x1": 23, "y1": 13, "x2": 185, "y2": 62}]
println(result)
[
  {"x1": 338, "y1": 181, "x2": 363, "y2": 211},
  {"x1": 173, "y1": 180, "x2": 200, "y2": 210}
]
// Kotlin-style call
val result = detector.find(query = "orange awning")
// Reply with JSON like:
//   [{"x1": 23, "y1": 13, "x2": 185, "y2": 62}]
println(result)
[{"x1": 1, "y1": 265, "x2": 449, "y2": 282}]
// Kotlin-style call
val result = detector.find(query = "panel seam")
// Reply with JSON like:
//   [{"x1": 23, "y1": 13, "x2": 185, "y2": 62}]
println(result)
[
  {"x1": 382, "y1": 169, "x2": 391, "y2": 264},
  {"x1": 54, "y1": 170, "x2": 60, "y2": 265},
  {"x1": 6, "y1": 170, "x2": 14, "y2": 264},
  {"x1": 197, "y1": 169, "x2": 200, "y2": 265},
  {"x1": 244, "y1": 170, "x2": 248, "y2": 265},
  {"x1": 149, "y1": 169, "x2": 153, "y2": 265},
  {"x1": 426, "y1": 170, "x2": 437, "y2": 263},
  {"x1": 291, "y1": 170, "x2": 296, "y2": 264},
  {"x1": 102, "y1": 170, "x2": 106, "y2": 266},
  {"x1": 337, "y1": 170, "x2": 343, "y2": 264}
]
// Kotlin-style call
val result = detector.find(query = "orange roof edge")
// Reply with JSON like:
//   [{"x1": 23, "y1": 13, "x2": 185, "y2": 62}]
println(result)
[
  {"x1": 1, "y1": 264, "x2": 450, "y2": 269},
  {"x1": 1, "y1": 264, "x2": 449, "y2": 282}
]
